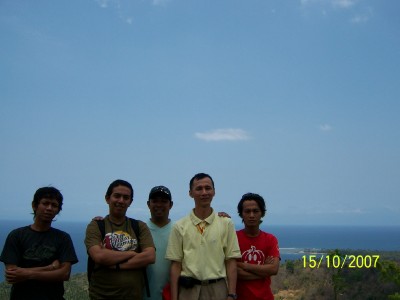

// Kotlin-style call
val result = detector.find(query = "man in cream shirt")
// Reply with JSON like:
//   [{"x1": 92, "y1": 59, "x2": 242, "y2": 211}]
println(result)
[{"x1": 166, "y1": 173, "x2": 241, "y2": 300}]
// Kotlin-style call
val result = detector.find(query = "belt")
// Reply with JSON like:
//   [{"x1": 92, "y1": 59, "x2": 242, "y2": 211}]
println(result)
[{"x1": 193, "y1": 278, "x2": 224, "y2": 286}]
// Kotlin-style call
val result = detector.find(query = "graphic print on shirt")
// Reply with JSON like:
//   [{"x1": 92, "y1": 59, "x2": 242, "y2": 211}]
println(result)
[
  {"x1": 103, "y1": 230, "x2": 137, "y2": 251},
  {"x1": 23, "y1": 242, "x2": 57, "y2": 261},
  {"x1": 242, "y1": 245, "x2": 265, "y2": 265}
]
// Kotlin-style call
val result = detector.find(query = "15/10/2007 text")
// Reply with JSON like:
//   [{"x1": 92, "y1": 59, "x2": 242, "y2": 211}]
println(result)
[{"x1": 302, "y1": 254, "x2": 380, "y2": 269}]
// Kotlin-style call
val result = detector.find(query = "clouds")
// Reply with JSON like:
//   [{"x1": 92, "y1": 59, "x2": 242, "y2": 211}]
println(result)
[
  {"x1": 319, "y1": 124, "x2": 333, "y2": 131},
  {"x1": 332, "y1": 0, "x2": 356, "y2": 9},
  {"x1": 195, "y1": 128, "x2": 251, "y2": 142},
  {"x1": 300, "y1": 0, "x2": 373, "y2": 23},
  {"x1": 350, "y1": 7, "x2": 373, "y2": 23},
  {"x1": 95, "y1": 0, "x2": 112, "y2": 8},
  {"x1": 94, "y1": 0, "x2": 170, "y2": 25},
  {"x1": 195, "y1": 125, "x2": 332, "y2": 142},
  {"x1": 151, "y1": 0, "x2": 170, "y2": 6},
  {"x1": 300, "y1": 0, "x2": 356, "y2": 8}
]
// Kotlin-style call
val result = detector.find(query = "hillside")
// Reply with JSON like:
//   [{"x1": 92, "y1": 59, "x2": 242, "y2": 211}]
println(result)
[
  {"x1": 1, "y1": 250, "x2": 399, "y2": 300},
  {"x1": 272, "y1": 250, "x2": 400, "y2": 299}
]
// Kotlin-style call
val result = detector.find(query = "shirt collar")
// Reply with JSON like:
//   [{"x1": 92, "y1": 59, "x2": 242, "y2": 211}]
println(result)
[{"x1": 190, "y1": 208, "x2": 216, "y2": 225}]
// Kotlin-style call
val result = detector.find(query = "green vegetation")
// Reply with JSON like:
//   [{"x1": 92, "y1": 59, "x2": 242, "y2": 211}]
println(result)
[
  {"x1": 273, "y1": 250, "x2": 400, "y2": 300},
  {"x1": 64, "y1": 273, "x2": 89, "y2": 300},
  {"x1": 1, "y1": 250, "x2": 399, "y2": 299}
]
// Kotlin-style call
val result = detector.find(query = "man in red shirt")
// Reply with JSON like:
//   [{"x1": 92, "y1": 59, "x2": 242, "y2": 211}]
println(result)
[{"x1": 236, "y1": 193, "x2": 280, "y2": 300}]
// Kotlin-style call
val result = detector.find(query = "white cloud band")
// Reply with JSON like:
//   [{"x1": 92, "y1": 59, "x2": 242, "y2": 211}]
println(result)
[{"x1": 195, "y1": 128, "x2": 250, "y2": 142}]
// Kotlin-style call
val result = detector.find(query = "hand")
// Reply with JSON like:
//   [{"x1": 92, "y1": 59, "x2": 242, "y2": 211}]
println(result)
[
  {"x1": 5, "y1": 267, "x2": 30, "y2": 284},
  {"x1": 265, "y1": 256, "x2": 275, "y2": 264},
  {"x1": 217, "y1": 211, "x2": 231, "y2": 218},
  {"x1": 50, "y1": 259, "x2": 60, "y2": 270}
]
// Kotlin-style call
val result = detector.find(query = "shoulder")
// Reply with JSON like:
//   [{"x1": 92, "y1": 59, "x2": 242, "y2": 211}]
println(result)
[
  {"x1": 86, "y1": 220, "x2": 99, "y2": 230},
  {"x1": 8, "y1": 226, "x2": 29, "y2": 234},
  {"x1": 174, "y1": 214, "x2": 191, "y2": 226},
  {"x1": 218, "y1": 214, "x2": 234, "y2": 224},
  {"x1": 4, "y1": 226, "x2": 29, "y2": 240},
  {"x1": 260, "y1": 230, "x2": 278, "y2": 242},
  {"x1": 170, "y1": 216, "x2": 191, "y2": 235},
  {"x1": 236, "y1": 229, "x2": 245, "y2": 236},
  {"x1": 128, "y1": 218, "x2": 146, "y2": 228},
  {"x1": 145, "y1": 219, "x2": 154, "y2": 228},
  {"x1": 136, "y1": 219, "x2": 151, "y2": 233},
  {"x1": 214, "y1": 214, "x2": 235, "y2": 228},
  {"x1": 85, "y1": 220, "x2": 102, "y2": 236},
  {"x1": 129, "y1": 218, "x2": 152, "y2": 237}
]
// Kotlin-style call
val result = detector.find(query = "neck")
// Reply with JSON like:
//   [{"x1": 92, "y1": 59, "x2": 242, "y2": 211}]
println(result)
[
  {"x1": 151, "y1": 217, "x2": 170, "y2": 228},
  {"x1": 244, "y1": 226, "x2": 260, "y2": 237},
  {"x1": 31, "y1": 220, "x2": 52, "y2": 232},
  {"x1": 194, "y1": 207, "x2": 213, "y2": 220},
  {"x1": 108, "y1": 215, "x2": 126, "y2": 225}
]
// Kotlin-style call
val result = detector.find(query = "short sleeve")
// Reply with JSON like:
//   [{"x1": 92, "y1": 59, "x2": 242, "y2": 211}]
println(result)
[
  {"x1": 268, "y1": 234, "x2": 280, "y2": 258},
  {"x1": 59, "y1": 232, "x2": 78, "y2": 265},
  {"x1": 165, "y1": 223, "x2": 183, "y2": 262},
  {"x1": 0, "y1": 229, "x2": 21, "y2": 265},
  {"x1": 224, "y1": 219, "x2": 241, "y2": 259},
  {"x1": 84, "y1": 220, "x2": 102, "y2": 251}
]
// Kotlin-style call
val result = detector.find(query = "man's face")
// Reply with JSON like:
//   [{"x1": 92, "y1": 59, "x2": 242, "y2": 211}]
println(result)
[
  {"x1": 147, "y1": 195, "x2": 172, "y2": 219},
  {"x1": 189, "y1": 177, "x2": 215, "y2": 208},
  {"x1": 242, "y1": 200, "x2": 262, "y2": 228},
  {"x1": 32, "y1": 198, "x2": 60, "y2": 223},
  {"x1": 106, "y1": 185, "x2": 132, "y2": 217}
]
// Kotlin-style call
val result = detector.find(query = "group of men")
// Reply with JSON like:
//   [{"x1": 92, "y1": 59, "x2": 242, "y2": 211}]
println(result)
[{"x1": 0, "y1": 172, "x2": 280, "y2": 300}]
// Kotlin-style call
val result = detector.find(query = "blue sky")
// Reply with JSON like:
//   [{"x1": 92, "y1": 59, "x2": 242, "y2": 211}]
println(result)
[{"x1": 1, "y1": 0, "x2": 399, "y2": 226}]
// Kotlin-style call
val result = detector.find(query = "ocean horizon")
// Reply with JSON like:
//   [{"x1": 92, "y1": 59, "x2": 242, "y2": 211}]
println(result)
[{"x1": 1, "y1": 220, "x2": 399, "y2": 283}]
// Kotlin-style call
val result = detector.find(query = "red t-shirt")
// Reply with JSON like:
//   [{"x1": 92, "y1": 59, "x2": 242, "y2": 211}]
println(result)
[{"x1": 236, "y1": 229, "x2": 280, "y2": 300}]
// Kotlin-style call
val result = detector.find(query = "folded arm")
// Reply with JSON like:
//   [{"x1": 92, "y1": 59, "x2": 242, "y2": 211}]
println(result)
[
  {"x1": 119, "y1": 247, "x2": 155, "y2": 269},
  {"x1": 237, "y1": 256, "x2": 279, "y2": 280},
  {"x1": 88, "y1": 244, "x2": 137, "y2": 266},
  {"x1": 5, "y1": 261, "x2": 72, "y2": 283}
]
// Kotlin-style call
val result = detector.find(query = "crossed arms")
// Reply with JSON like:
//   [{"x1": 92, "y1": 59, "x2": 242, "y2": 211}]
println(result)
[
  {"x1": 5, "y1": 260, "x2": 72, "y2": 283},
  {"x1": 88, "y1": 244, "x2": 155, "y2": 270},
  {"x1": 237, "y1": 256, "x2": 279, "y2": 280}
]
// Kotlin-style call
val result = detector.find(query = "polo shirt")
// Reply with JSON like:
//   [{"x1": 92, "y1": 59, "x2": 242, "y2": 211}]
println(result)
[{"x1": 165, "y1": 209, "x2": 241, "y2": 281}]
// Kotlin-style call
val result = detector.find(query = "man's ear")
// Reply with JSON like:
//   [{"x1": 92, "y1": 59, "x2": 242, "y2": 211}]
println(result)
[{"x1": 188, "y1": 190, "x2": 193, "y2": 198}]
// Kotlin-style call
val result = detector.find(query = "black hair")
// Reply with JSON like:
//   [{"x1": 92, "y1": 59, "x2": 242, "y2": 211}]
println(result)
[
  {"x1": 32, "y1": 187, "x2": 63, "y2": 216},
  {"x1": 105, "y1": 179, "x2": 134, "y2": 201},
  {"x1": 189, "y1": 173, "x2": 215, "y2": 190},
  {"x1": 237, "y1": 192, "x2": 267, "y2": 219}
]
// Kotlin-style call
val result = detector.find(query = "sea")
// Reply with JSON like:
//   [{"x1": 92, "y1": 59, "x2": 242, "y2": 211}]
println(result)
[{"x1": 1, "y1": 220, "x2": 399, "y2": 283}]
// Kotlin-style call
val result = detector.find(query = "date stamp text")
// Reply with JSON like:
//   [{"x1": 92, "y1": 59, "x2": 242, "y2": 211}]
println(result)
[{"x1": 302, "y1": 254, "x2": 380, "y2": 269}]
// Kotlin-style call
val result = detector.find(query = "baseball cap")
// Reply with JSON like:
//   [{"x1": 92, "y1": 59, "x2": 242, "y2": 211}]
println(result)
[{"x1": 149, "y1": 186, "x2": 172, "y2": 201}]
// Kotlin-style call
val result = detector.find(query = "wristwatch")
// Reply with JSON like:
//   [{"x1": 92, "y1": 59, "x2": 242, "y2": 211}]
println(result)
[{"x1": 227, "y1": 294, "x2": 238, "y2": 299}]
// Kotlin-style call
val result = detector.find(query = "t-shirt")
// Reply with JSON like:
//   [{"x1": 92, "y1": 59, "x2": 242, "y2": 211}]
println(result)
[
  {"x1": 0, "y1": 226, "x2": 78, "y2": 300},
  {"x1": 236, "y1": 229, "x2": 280, "y2": 300},
  {"x1": 85, "y1": 216, "x2": 155, "y2": 300},
  {"x1": 144, "y1": 219, "x2": 173, "y2": 300}
]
